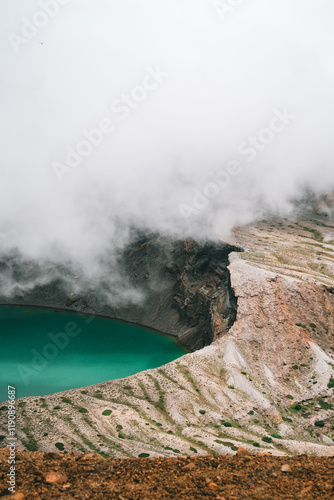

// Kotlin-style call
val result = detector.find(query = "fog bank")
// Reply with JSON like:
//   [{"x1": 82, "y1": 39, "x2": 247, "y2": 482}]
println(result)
[{"x1": 1, "y1": 0, "x2": 334, "y2": 298}]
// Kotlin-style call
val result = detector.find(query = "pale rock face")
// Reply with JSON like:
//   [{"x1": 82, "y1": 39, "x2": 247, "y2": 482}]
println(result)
[
  {"x1": 322, "y1": 435, "x2": 333, "y2": 445},
  {"x1": 278, "y1": 423, "x2": 294, "y2": 438}
]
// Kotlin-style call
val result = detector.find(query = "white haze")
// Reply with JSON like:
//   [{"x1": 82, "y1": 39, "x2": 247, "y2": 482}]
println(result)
[{"x1": 0, "y1": 0, "x2": 334, "y2": 299}]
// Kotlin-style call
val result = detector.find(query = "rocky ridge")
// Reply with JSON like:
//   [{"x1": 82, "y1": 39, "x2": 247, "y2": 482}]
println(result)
[{"x1": 0, "y1": 216, "x2": 334, "y2": 457}]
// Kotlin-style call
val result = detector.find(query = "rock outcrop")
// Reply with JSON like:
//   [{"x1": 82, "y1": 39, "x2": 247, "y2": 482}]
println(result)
[{"x1": 0, "y1": 236, "x2": 241, "y2": 351}]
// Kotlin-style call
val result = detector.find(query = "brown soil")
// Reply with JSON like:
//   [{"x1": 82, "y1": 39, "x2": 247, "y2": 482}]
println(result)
[{"x1": 0, "y1": 450, "x2": 333, "y2": 499}]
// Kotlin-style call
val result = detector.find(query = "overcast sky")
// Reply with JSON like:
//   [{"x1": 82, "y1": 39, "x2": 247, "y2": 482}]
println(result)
[{"x1": 1, "y1": 0, "x2": 334, "y2": 276}]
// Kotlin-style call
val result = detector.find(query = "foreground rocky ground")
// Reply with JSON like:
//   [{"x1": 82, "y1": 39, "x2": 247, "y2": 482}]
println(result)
[{"x1": 0, "y1": 449, "x2": 333, "y2": 499}]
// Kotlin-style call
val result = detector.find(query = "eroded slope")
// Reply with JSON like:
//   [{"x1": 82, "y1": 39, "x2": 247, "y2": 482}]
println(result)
[{"x1": 1, "y1": 218, "x2": 333, "y2": 457}]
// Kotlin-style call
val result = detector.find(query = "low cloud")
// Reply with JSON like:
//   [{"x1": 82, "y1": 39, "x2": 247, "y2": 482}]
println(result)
[{"x1": 1, "y1": 0, "x2": 334, "y2": 300}]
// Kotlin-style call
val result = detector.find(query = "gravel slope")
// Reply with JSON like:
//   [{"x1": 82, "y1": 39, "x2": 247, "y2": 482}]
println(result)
[{"x1": 0, "y1": 449, "x2": 333, "y2": 499}]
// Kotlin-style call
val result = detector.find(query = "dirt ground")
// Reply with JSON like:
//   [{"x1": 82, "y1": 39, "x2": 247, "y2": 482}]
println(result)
[{"x1": 0, "y1": 449, "x2": 333, "y2": 499}]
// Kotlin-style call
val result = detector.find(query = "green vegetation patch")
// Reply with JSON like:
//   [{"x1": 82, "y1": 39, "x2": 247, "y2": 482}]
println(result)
[
  {"x1": 61, "y1": 397, "x2": 71, "y2": 404},
  {"x1": 102, "y1": 410, "x2": 112, "y2": 416},
  {"x1": 289, "y1": 404, "x2": 303, "y2": 413},
  {"x1": 318, "y1": 399, "x2": 332, "y2": 410},
  {"x1": 78, "y1": 407, "x2": 88, "y2": 414}
]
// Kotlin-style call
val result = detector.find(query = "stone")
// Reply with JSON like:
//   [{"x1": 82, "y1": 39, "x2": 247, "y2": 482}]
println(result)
[
  {"x1": 182, "y1": 463, "x2": 196, "y2": 471},
  {"x1": 236, "y1": 446, "x2": 251, "y2": 456},
  {"x1": 79, "y1": 452, "x2": 105, "y2": 462},
  {"x1": 207, "y1": 482, "x2": 218, "y2": 488},
  {"x1": 44, "y1": 471, "x2": 68, "y2": 484}
]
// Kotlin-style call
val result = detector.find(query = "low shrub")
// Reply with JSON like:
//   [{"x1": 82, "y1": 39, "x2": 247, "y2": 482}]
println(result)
[
  {"x1": 290, "y1": 404, "x2": 302, "y2": 413},
  {"x1": 318, "y1": 399, "x2": 332, "y2": 410}
]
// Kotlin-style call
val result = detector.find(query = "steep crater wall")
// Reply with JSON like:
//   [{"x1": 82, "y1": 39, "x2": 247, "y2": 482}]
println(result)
[{"x1": 0, "y1": 237, "x2": 242, "y2": 351}]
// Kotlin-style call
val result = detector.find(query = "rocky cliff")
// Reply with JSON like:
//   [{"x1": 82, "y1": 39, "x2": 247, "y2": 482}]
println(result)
[{"x1": 0, "y1": 236, "x2": 240, "y2": 351}]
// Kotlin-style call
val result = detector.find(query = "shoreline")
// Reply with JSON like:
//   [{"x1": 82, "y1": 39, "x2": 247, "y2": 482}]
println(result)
[{"x1": 0, "y1": 302, "x2": 191, "y2": 353}]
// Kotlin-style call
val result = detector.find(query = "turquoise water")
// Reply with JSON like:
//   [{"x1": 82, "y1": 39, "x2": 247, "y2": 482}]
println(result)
[{"x1": 0, "y1": 306, "x2": 187, "y2": 401}]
